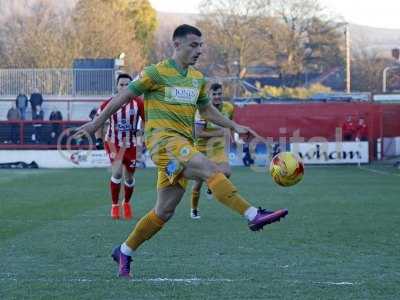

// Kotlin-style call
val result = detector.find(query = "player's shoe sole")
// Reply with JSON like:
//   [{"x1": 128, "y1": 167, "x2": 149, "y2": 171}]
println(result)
[{"x1": 248, "y1": 208, "x2": 288, "y2": 231}]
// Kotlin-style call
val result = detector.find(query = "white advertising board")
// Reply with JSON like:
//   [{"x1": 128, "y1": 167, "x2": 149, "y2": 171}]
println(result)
[
  {"x1": 373, "y1": 94, "x2": 400, "y2": 102},
  {"x1": 290, "y1": 142, "x2": 369, "y2": 164},
  {"x1": 0, "y1": 150, "x2": 158, "y2": 168},
  {"x1": 0, "y1": 150, "x2": 111, "y2": 168}
]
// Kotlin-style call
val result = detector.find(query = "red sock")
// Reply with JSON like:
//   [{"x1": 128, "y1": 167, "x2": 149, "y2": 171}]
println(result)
[
  {"x1": 110, "y1": 177, "x2": 121, "y2": 205},
  {"x1": 124, "y1": 179, "x2": 135, "y2": 203}
]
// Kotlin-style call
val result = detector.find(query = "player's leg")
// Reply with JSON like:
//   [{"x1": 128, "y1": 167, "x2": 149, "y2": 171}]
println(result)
[
  {"x1": 121, "y1": 147, "x2": 137, "y2": 220},
  {"x1": 205, "y1": 154, "x2": 232, "y2": 199},
  {"x1": 122, "y1": 166, "x2": 135, "y2": 219},
  {"x1": 191, "y1": 179, "x2": 203, "y2": 219},
  {"x1": 182, "y1": 153, "x2": 288, "y2": 231},
  {"x1": 110, "y1": 160, "x2": 123, "y2": 219},
  {"x1": 217, "y1": 162, "x2": 232, "y2": 178},
  {"x1": 105, "y1": 142, "x2": 124, "y2": 219},
  {"x1": 125, "y1": 185, "x2": 184, "y2": 252},
  {"x1": 112, "y1": 184, "x2": 185, "y2": 277}
]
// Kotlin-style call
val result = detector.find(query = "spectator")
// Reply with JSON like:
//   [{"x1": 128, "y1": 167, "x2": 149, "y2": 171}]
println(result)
[
  {"x1": 32, "y1": 106, "x2": 44, "y2": 144},
  {"x1": 29, "y1": 88, "x2": 44, "y2": 117},
  {"x1": 242, "y1": 143, "x2": 254, "y2": 166},
  {"x1": 356, "y1": 117, "x2": 368, "y2": 141},
  {"x1": 15, "y1": 91, "x2": 28, "y2": 120},
  {"x1": 49, "y1": 107, "x2": 63, "y2": 144},
  {"x1": 238, "y1": 132, "x2": 254, "y2": 167},
  {"x1": 234, "y1": 131, "x2": 254, "y2": 166},
  {"x1": 272, "y1": 143, "x2": 281, "y2": 157},
  {"x1": 342, "y1": 115, "x2": 356, "y2": 141},
  {"x1": 89, "y1": 107, "x2": 98, "y2": 120},
  {"x1": 6, "y1": 103, "x2": 21, "y2": 144}
]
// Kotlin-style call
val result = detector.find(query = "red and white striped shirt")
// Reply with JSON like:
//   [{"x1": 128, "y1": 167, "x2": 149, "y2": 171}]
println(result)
[{"x1": 98, "y1": 96, "x2": 145, "y2": 148}]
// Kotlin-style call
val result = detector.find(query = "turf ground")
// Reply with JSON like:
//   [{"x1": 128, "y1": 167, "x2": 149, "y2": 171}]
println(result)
[{"x1": 0, "y1": 165, "x2": 399, "y2": 299}]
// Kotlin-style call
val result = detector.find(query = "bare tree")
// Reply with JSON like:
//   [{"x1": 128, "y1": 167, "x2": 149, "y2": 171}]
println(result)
[
  {"x1": 0, "y1": 0, "x2": 77, "y2": 68},
  {"x1": 127, "y1": 0, "x2": 158, "y2": 59},
  {"x1": 197, "y1": 0, "x2": 272, "y2": 77},
  {"x1": 265, "y1": 0, "x2": 344, "y2": 82},
  {"x1": 150, "y1": 24, "x2": 175, "y2": 63},
  {"x1": 197, "y1": 0, "x2": 344, "y2": 88},
  {"x1": 0, "y1": 0, "x2": 157, "y2": 71},
  {"x1": 73, "y1": 0, "x2": 145, "y2": 72},
  {"x1": 352, "y1": 49, "x2": 392, "y2": 92}
]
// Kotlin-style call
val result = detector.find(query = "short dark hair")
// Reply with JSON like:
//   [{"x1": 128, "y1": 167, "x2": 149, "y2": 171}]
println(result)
[
  {"x1": 173, "y1": 24, "x2": 202, "y2": 40},
  {"x1": 210, "y1": 83, "x2": 222, "y2": 91},
  {"x1": 116, "y1": 73, "x2": 132, "y2": 84}
]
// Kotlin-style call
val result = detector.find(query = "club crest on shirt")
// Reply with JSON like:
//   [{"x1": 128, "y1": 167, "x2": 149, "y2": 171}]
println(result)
[
  {"x1": 179, "y1": 146, "x2": 191, "y2": 157},
  {"x1": 192, "y1": 79, "x2": 199, "y2": 88},
  {"x1": 166, "y1": 159, "x2": 180, "y2": 176}
]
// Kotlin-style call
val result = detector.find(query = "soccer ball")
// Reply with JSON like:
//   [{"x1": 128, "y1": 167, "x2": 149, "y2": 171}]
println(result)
[{"x1": 269, "y1": 152, "x2": 304, "y2": 187}]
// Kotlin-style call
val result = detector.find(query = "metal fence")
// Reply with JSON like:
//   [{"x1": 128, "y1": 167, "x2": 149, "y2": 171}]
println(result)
[{"x1": 0, "y1": 68, "x2": 116, "y2": 97}]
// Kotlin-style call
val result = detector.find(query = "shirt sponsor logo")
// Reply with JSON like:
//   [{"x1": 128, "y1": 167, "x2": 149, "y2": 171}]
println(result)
[
  {"x1": 117, "y1": 119, "x2": 132, "y2": 132},
  {"x1": 165, "y1": 87, "x2": 199, "y2": 104}
]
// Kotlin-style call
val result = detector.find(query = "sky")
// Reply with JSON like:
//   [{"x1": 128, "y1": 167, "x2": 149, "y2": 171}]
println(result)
[{"x1": 149, "y1": 0, "x2": 400, "y2": 29}]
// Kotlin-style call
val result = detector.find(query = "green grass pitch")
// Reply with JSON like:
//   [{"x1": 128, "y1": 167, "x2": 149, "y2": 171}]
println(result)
[{"x1": 0, "y1": 165, "x2": 399, "y2": 299}]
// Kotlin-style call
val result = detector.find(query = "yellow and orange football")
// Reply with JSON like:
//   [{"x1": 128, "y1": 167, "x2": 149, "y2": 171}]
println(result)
[{"x1": 269, "y1": 152, "x2": 304, "y2": 187}]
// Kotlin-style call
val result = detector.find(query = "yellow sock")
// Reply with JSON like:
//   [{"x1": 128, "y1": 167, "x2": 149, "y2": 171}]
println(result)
[
  {"x1": 207, "y1": 172, "x2": 251, "y2": 215},
  {"x1": 125, "y1": 210, "x2": 165, "y2": 251},
  {"x1": 191, "y1": 190, "x2": 200, "y2": 210}
]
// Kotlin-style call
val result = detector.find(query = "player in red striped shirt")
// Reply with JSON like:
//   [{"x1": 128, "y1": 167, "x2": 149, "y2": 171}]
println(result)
[{"x1": 95, "y1": 73, "x2": 145, "y2": 220}]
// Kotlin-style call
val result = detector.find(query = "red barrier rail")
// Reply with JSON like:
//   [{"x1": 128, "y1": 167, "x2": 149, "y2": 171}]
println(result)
[{"x1": 0, "y1": 120, "x2": 88, "y2": 150}]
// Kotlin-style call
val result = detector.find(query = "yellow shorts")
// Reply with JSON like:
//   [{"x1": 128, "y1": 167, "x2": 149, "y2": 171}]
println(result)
[
  {"x1": 149, "y1": 135, "x2": 200, "y2": 190},
  {"x1": 196, "y1": 144, "x2": 229, "y2": 164}
]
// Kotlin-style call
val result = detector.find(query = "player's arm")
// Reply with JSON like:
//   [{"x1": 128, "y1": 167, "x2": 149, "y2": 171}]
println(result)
[
  {"x1": 195, "y1": 123, "x2": 225, "y2": 138},
  {"x1": 196, "y1": 82, "x2": 240, "y2": 133},
  {"x1": 198, "y1": 102, "x2": 264, "y2": 140},
  {"x1": 74, "y1": 68, "x2": 154, "y2": 137},
  {"x1": 136, "y1": 96, "x2": 145, "y2": 122},
  {"x1": 94, "y1": 121, "x2": 108, "y2": 149},
  {"x1": 94, "y1": 124, "x2": 106, "y2": 140},
  {"x1": 92, "y1": 102, "x2": 109, "y2": 149},
  {"x1": 74, "y1": 88, "x2": 135, "y2": 137},
  {"x1": 196, "y1": 80, "x2": 261, "y2": 138},
  {"x1": 199, "y1": 102, "x2": 239, "y2": 131},
  {"x1": 134, "y1": 97, "x2": 145, "y2": 160},
  {"x1": 94, "y1": 129, "x2": 104, "y2": 150},
  {"x1": 196, "y1": 127, "x2": 226, "y2": 138}
]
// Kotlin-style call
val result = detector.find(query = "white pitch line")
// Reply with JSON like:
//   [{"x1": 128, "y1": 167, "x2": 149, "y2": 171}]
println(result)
[
  {"x1": 0, "y1": 277, "x2": 236, "y2": 284},
  {"x1": 0, "y1": 215, "x2": 110, "y2": 222},
  {"x1": 132, "y1": 278, "x2": 235, "y2": 283},
  {"x1": 357, "y1": 166, "x2": 400, "y2": 177},
  {"x1": 313, "y1": 281, "x2": 356, "y2": 286}
]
